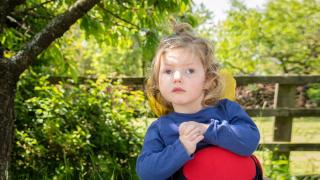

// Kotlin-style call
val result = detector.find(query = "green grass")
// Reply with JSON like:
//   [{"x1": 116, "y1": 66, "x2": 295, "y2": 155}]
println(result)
[{"x1": 254, "y1": 117, "x2": 320, "y2": 176}]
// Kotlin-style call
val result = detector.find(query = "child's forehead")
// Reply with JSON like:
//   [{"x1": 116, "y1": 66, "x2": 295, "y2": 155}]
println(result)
[{"x1": 162, "y1": 48, "x2": 201, "y2": 66}]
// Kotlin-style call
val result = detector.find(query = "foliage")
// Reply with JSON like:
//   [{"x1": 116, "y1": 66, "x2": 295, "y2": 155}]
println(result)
[
  {"x1": 13, "y1": 70, "x2": 148, "y2": 179},
  {"x1": 46, "y1": 2, "x2": 211, "y2": 78},
  {"x1": 215, "y1": 0, "x2": 320, "y2": 75},
  {"x1": 307, "y1": 83, "x2": 320, "y2": 106},
  {"x1": 3, "y1": 0, "x2": 213, "y2": 178},
  {"x1": 1, "y1": 0, "x2": 198, "y2": 78},
  {"x1": 258, "y1": 149, "x2": 291, "y2": 179},
  {"x1": 254, "y1": 116, "x2": 320, "y2": 178}
]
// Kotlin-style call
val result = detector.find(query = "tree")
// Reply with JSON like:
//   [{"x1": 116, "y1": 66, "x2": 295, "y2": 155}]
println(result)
[
  {"x1": 0, "y1": 0, "x2": 192, "y2": 178},
  {"x1": 51, "y1": 2, "x2": 212, "y2": 78},
  {"x1": 215, "y1": 0, "x2": 320, "y2": 75},
  {"x1": 0, "y1": 1, "x2": 100, "y2": 178}
]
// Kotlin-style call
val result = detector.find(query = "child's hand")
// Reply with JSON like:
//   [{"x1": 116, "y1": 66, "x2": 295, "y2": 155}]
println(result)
[
  {"x1": 178, "y1": 121, "x2": 208, "y2": 155},
  {"x1": 179, "y1": 121, "x2": 209, "y2": 135}
]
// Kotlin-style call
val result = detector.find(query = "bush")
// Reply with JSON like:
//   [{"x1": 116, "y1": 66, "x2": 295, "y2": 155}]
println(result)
[
  {"x1": 307, "y1": 83, "x2": 320, "y2": 106},
  {"x1": 13, "y1": 70, "x2": 147, "y2": 179}
]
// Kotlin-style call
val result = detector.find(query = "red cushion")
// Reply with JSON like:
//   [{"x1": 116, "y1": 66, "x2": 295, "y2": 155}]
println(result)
[{"x1": 183, "y1": 147, "x2": 256, "y2": 180}]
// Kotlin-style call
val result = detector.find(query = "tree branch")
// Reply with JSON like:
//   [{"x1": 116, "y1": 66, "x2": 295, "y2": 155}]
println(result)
[
  {"x1": 11, "y1": 0, "x2": 100, "y2": 75},
  {"x1": 0, "y1": 0, "x2": 26, "y2": 32},
  {"x1": 224, "y1": 61, "x2": 248, "y2": 74},
  {"x1": 6, "y1": 15, "x2": 33, "y2": 37},
  {"x1": 14, "y1": 0, "x2": 55, "y2": 15},
  {"x1": 278, "y1": 58, "x2": 289, "y2": 74},
  {"x1": 0, "y1": 0, "x2": 26, "y2": 17},
  {"x1": 98, "y1": 4, "x2": 140, "y2": 29}
]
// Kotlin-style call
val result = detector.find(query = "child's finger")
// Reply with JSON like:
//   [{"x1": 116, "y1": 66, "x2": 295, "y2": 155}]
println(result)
[
  {"x1": 184, "y1": 122, "x2": 201, "y2": 135},
  {"x1": 179, "y1": 123, "x2": 192, "y2": 135},
  {"x1": 183, "y1": 125, "x2": 196, "y2": 135},
  {"x1": 187, "y1": 128, "x2": 203, "y2": 141},
  {"x1": 189, "y1": 133, "x2": 201, "y2": 142},
  {"x1": 179, "y1": 122, "x2": 188, "y2": 135},
  {"x1": 192, "y1": 135, "x2": 204, "y2": 144}
]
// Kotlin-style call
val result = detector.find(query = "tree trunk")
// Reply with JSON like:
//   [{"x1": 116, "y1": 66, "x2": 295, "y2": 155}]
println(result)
[
  {"x1": 0, "y1": 59, "x2": 19, "y2": 180},
  {"x1": 0, "y1": 0, "x2": 100, "y2": 178}
]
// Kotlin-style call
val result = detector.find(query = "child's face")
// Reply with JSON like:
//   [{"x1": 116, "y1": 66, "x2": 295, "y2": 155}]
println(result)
[{"x1": 158, "y1": 48, "x2": 206, "y2": 113}]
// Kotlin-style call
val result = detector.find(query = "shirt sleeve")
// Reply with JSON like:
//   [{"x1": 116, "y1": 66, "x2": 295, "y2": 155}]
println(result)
[
  {"x1": 203, "y1": 99, "x2": 260, "y2": 156},
  {"x1": 136, "y1": 120, "x2": 192, "y2": 180}
]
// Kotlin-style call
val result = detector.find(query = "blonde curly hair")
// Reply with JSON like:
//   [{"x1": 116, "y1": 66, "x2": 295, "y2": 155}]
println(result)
[{"x1": 146, "y1": 23, "x2": 223, "y2": 116}]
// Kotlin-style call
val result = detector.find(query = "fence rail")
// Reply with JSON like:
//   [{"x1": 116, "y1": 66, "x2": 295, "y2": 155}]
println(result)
[
  {"x1": 50, "y1": 75, "x2": 320, "y2": 177},
  {"x1": 246, "y1": 108, "x2": 320, "y2": 117},
  {"x1": 234, "y1": 75, "x2": 320, "y2": 85},
  {"x1": 105, "y1": 76, "x2": 320, "y2": 152},
  {"x1": 258, "y1": 142, "x2": 320, "y2": 152},
  {"x1": 50, "y1": 75, "x2": 320, "y2": 85}
]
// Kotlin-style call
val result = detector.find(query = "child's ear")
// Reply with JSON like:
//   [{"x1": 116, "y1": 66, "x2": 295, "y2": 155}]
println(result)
[{"x1": 203, "y1": 77, "x2": 212, "y2": 90}]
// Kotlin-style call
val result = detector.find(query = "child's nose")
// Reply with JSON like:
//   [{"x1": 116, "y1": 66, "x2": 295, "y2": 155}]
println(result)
[{"x1": 173, "y1": 71, "x2": 182, "y2": 83}]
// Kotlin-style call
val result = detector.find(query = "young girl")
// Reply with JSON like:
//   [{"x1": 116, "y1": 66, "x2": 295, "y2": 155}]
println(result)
[{"x1": 136, "y1": 23, "x2": 261, "y2": 180}]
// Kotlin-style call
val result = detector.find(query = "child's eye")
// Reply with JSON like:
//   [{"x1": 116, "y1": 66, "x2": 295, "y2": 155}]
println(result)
[
  {"x1": 164, "y1": 69, "x2": 172, "y2": 74},
  {"x1": 185, "y1": 69, "x2": 195, "y2": 74}
]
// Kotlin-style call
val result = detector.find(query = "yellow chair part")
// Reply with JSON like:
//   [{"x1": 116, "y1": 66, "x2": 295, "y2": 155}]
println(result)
[{"x1": 220, "y1": 69, "x2": 236, "y2": 101}]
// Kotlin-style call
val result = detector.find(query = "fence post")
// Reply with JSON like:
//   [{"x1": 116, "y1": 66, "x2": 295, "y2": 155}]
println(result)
[{"x1": 273, "y1": 83, "x2": 296, "y2": 160}]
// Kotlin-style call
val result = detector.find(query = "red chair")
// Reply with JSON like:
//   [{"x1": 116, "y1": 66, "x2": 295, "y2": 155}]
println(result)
[{"x1": 183, "y1": 147, "x2": 263, "y2": 180}]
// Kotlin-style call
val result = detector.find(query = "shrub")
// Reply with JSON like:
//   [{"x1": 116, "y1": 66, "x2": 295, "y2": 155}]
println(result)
[
  {"x1": 307, "y1": 83, "x2": 320, "y2": 106},
  {"x1": 13, "y1": 71, "x2": 147, "y2": 179}
]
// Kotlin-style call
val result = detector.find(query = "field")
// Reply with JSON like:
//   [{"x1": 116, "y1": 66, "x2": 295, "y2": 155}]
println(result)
[{"x1": 254, "y1": 117, "x2": 320, "y2": 176}]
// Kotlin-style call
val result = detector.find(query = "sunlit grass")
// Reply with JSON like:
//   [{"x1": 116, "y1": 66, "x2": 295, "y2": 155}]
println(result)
[{"x1": 254, "y1": 117, "x2": 320, "y2": 176}]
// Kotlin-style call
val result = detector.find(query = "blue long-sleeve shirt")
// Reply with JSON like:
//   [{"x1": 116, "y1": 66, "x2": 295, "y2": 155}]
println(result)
[{"x1": 136, "y1": 99, "x2": 260, "y2": 180}]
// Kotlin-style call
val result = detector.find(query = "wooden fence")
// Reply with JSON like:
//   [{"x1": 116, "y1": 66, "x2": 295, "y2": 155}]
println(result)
[
  {"x1": 51, "y1": 75, "x2": 320, "y2": 177},
  {"x1": 51, "y1": 75, "x2": 320, "y2": 153},
  {"x1": 235, "y1": 76, "x2": 320, "y2": 154}
]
